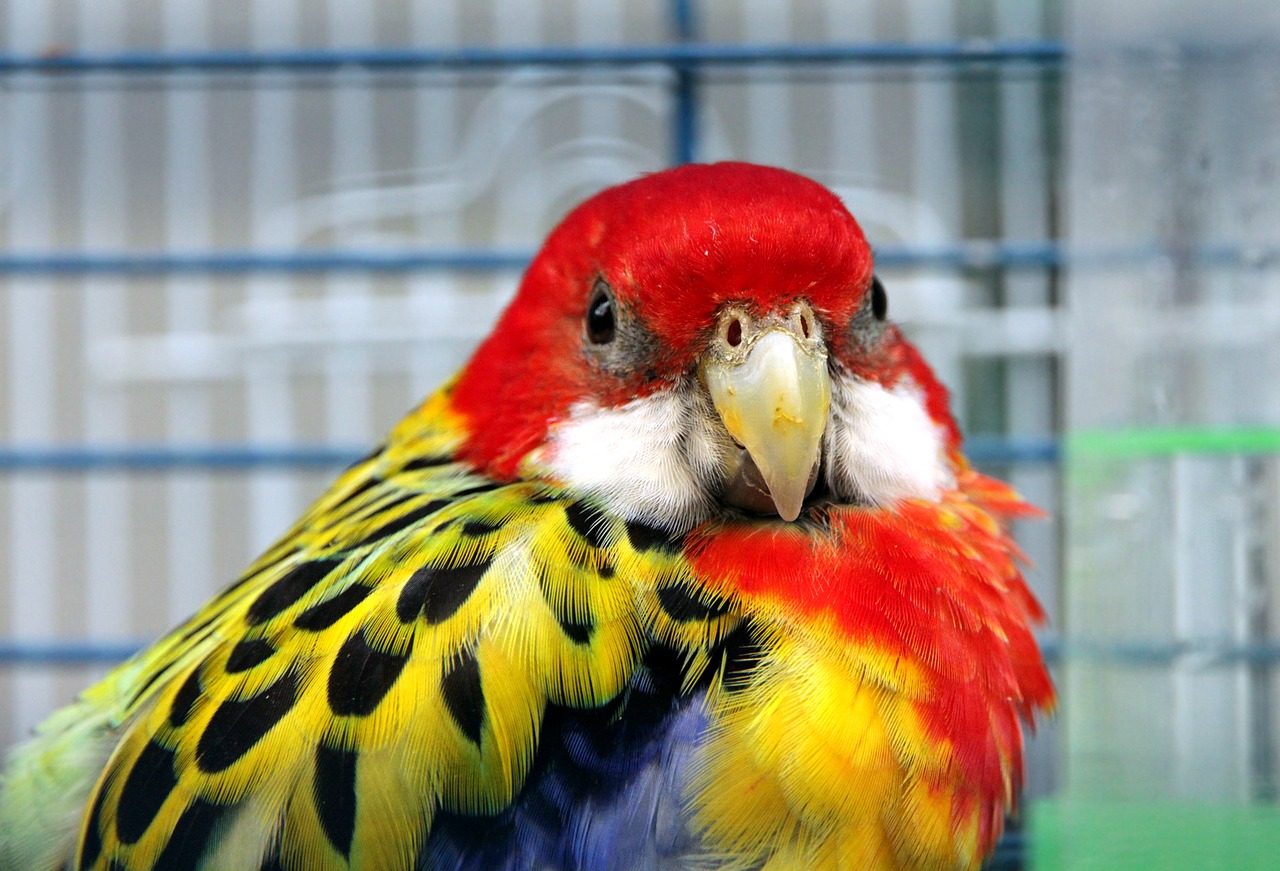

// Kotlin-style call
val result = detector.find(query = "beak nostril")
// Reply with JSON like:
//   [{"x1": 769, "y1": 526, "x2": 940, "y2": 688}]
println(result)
[
  {"x1": 799, "y1": 314, "x2": 810, "y2": 339},
  {"x1": 726, "y1": 318, "x2": 743, "y2": 347}
]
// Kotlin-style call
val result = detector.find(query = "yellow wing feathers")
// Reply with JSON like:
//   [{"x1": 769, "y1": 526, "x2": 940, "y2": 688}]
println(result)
[{"x1": 68, "y1": 388, "x2": 724, "y2": 870}]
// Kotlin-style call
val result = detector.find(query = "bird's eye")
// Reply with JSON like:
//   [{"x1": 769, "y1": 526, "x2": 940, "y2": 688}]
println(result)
[
  {"x1": 870, "y1": 276, "x2": 888, "y2": 321},
  {"x1": 586, "y1": 281, "x2": 616, "y2": 344}
]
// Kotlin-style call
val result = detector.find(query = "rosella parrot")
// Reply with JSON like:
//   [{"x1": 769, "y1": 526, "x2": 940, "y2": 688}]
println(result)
[{"x1": 0, "y1": 162, "x2": 1053, "y2": 871}]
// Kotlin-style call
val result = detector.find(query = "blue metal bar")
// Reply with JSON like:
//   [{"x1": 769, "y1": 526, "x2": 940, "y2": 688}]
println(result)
[
  {"x1": 7, "y1": 635, "x2": 1280, "y2": 668},
  {"x1": 0, "y1": 641, "x2": 145, "y2": 666},
  {"x1": 966, "y1": 436, "x2": 1059, "y2": 465},
  {"x1": 0, "y1": 438, "x2": 1057, "y2": 472},
  {"x1": 0, "y1": 445, "x2": 365, "y2": 471},
  {"x1": 0, "y1": 249, "x2": 532, "y2": 275},
  {"x1": 5, "y1": 242, "x2": 1268, "y2": 276},
  {"x1": 0, "y1": 242, "x2": 1062, "y2": 276},
  {"x1": 670, "y1": 0, "x2": 700, "y2": 165},
  {"x1": 1038, "y1": 638, "x2": 1280, "y2": 667},
  {"x1": 874, "y1": 241, "x2": 1063, "y2": 271},
  {"x1": 0, "y1": 41, "x2": 1067, "y2": 76}
]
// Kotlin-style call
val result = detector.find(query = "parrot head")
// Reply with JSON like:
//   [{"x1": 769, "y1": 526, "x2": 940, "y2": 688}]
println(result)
[{"x1": 452, "y1": 162, "x2": 959, "y2": 529}]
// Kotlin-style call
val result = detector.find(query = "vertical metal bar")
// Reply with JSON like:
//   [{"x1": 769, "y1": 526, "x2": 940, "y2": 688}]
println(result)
[
  {"x1": 1241, "y1": 455, "x2": 1276, "y2": 802},
  {"x1": 1171, "y1": 453, "x2": 1244, "y2": 799},
  {"x1": 162, "y1": 1, "x2": 216, "y2": 622},
  {"x1": 410, "y1": 1, "x2": 460, "y2": 399},
  {"x1": 743, "y1": 0, "x2": 792, "y2": 167},
  {"x1": 324, "y1": 0, "x2": 376, "y2": 447},
  {"x1": 576, "y1": 0, "x2": 624, "y2": 150},
  {"x1": 495, "y1": 0, "x2": 544, "y2": 239},
  {"x1": 79, "y1": 0, "x2": 132, "y2": 681},
  {"x1": 670, "y1": 0, "x2": 697, "y2": 165},
  {"x1": 824, "y1": 0, "x2": 876, "y2": 180},
  {"x1": 4, "y1": 0, "x2": 57, "y2": 750},
  {"x1": 903, "y1": 0, "x2": 964, "y2": 406},
  {"x1": 246, "y1": 0, "x2": 301, "y2": 553},
  {"x1": 995, "y1": 0, "x2": 1060, "y2": 799}
]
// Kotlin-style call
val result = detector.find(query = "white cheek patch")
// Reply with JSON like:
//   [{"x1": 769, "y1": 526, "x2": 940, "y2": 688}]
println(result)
[
  {"x1": 540, "y1": 389, "x2": 727, "y2": 531},
  {"x1": 539, "y1": 375, "x2": 951, "y2": 527},
  {"x1": 824, "y1": 375, "x2": 954, "y2": 506}
]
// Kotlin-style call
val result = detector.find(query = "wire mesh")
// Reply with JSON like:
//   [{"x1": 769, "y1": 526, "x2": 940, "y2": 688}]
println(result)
[{"x1": 0, "y1": 1, "x2": 1078, "y2": 866}]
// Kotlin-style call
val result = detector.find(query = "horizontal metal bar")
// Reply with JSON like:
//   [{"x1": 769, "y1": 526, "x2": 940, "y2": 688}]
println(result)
[
  {"x1": 1035, "y1": 638, "x2": 1280, "y2": 667},
  {"x1": 966, "y1": 436, "x2": 1060, "y2": 464},
  {"x1": 3, "y1": 242, "x2": 1274, "y2": 276},
  {"x1": 0, "y1": 243, "x2": 1063, "y2": 276},
  {"x1": 875, "y1": 242, "x2": 1062, "y2": 271},
  {"x1": 875, "y1": 241, "x2": 1279, "y2": 271},
  {"x1": 0, "y1": 41, "x2": 1067, "y2": 76},
  {"x1": 0, "y1": 641, "x2": 145, "y2": 665},
  {"x1": 7, "y1": 636, "x2": 1280, "y2": 668},
  {"x1": 0, "y1": 438, "x2": 1058, "y2": 472},
  {"x1": 0, "y1": 249, "x2": 534, "y2": 275},
  {"x1": 0, "y1": 445, "x2": 364, "y2": 471}
]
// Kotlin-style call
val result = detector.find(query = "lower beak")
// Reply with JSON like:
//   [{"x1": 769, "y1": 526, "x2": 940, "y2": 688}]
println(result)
[{"x1": 701, "y1": 327, "x2": 831, "y2": 521}]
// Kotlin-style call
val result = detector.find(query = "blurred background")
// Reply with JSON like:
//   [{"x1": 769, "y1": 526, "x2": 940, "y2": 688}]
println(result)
[{"x1": 1, "y1": 0, "x2": 1278, "y2": 867}]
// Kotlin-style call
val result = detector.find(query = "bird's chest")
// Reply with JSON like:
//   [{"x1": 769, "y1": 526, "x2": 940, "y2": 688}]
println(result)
[{"x1": 665, "y1": 510, "x2": 1041, "y2": 870}]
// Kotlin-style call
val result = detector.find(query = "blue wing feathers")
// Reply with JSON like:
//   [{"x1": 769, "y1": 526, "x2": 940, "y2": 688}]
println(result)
[{"x1": 418, "y1": 653, "x2": 709, "y2": 871}]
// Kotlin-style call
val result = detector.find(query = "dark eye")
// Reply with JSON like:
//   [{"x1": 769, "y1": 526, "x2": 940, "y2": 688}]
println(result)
[
  {"x1": 870, "y1": 276, "x2": 888, "y2": 321},
  {"x1": 586, "y1": 281, "x2": 616, "y2": 344}
]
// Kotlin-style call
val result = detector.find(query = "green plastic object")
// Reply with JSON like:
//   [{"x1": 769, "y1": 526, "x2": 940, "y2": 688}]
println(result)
[
  {"x1": 1068, "y1": 427, "x2": 1280, "y2": 459},
  {"x1": 1031, "y1": 799, "x2": 1280, "y2": 871}
]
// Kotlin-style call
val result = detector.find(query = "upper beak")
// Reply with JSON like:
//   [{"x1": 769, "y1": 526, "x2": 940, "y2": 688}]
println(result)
[{"x1": 700, "y1": 305, "x2": 831, "y2": 522}]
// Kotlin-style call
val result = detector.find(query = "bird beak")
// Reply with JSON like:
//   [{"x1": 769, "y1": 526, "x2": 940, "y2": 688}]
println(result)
[{"x1": 701, "y1": 308, "x2": 831, "y2": 521}]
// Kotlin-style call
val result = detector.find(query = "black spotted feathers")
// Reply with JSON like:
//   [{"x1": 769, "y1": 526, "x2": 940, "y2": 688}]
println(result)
[{"x1": 70, "y1": 401, "x2": 747, "y2": 871}]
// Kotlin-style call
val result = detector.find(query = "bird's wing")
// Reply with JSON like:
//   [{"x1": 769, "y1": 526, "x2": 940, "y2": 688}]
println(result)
[{"x1": 4, "y1": 385, "x2": 736, "y2": 871}]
